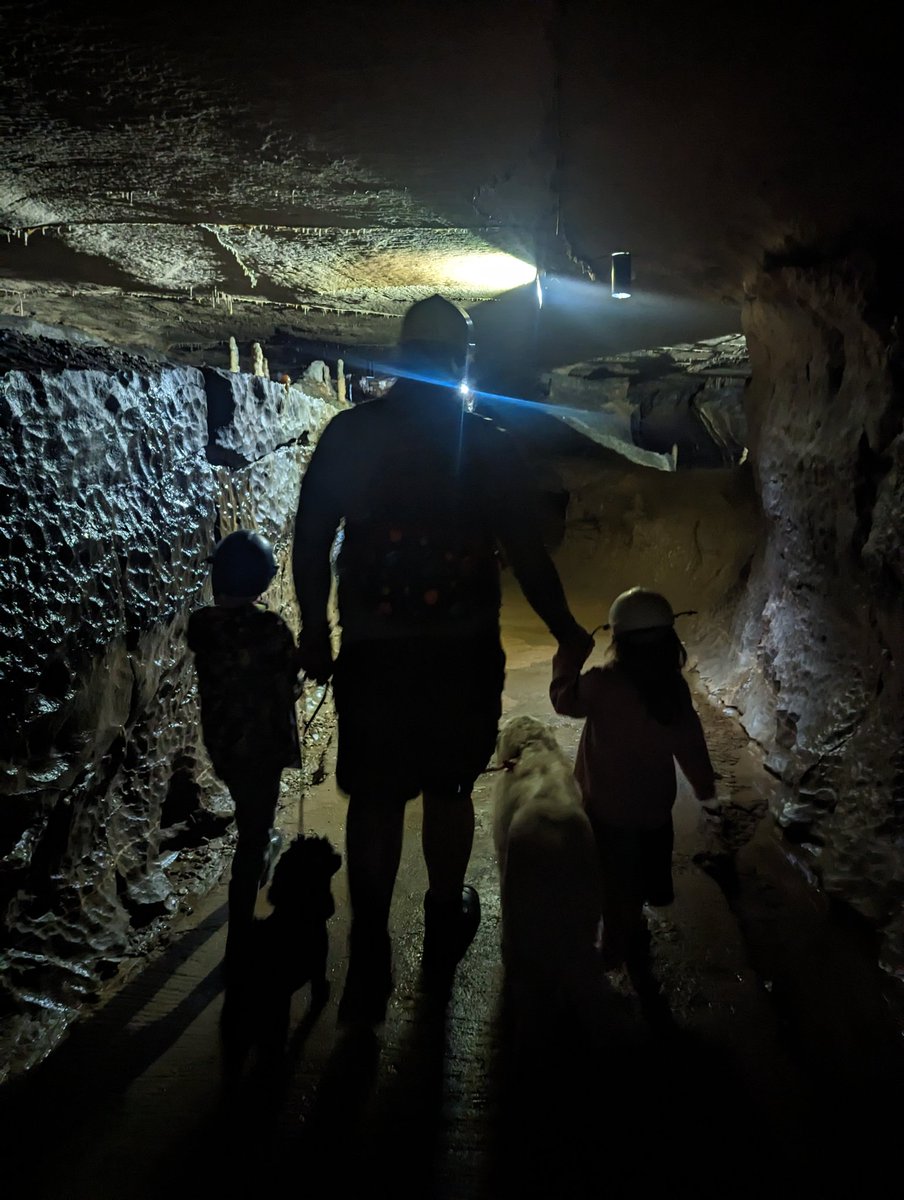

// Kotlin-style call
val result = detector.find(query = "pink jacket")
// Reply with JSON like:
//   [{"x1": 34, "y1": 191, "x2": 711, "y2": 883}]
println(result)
[{"x1": 550, "y1": 643, "x2": 716, "y2": 832}]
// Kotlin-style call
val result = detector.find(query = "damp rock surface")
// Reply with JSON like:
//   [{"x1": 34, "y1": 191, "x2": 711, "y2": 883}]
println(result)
[
  {"x1": 0, "y1": 347, "x2": 216, "y2": 1078},
  {"x1": 0, "y1": 326, "x2": 339, "y2": 1081},
  {"x1": 697, "y1": 250, "x2": 904, "y2": 976}
]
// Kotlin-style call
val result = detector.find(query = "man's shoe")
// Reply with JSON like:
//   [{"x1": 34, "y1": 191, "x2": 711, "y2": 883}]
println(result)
[
  {"x1": 422, "y1": 885, "x2": 481, "y2": 985},
  {"x1": 338, "y1": 927, "x2": 393, "y2": 1025}
]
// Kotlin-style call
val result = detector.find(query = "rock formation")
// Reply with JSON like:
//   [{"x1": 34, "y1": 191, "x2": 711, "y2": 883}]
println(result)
[
  {"x1": 0, "y1": 322, "x2": 338, "y2": 1079},
  {"x1": 702, "y1": 248, "x2": 904, "y2": 974}
]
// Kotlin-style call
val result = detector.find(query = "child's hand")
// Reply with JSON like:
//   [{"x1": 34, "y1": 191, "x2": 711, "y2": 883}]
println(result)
[{"x1": 557, "y1": 620, "x2": 595, "y2": 660}]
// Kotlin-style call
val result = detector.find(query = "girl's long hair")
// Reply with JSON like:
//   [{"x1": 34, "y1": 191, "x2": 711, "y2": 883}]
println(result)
[{"x1": 611, "y1": 627, "x2": 688, "y2": 725}]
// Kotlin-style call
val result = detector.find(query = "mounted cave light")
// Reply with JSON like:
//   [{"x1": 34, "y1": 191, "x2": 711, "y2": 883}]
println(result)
[{"x1": 611, "y1": 250, "x2": 632, "y2": 299}]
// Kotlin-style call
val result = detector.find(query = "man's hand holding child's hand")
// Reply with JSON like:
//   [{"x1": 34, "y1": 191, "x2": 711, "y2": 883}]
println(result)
[{"x1": 556, "y1": 618, "x2": 595, "y2": 662}]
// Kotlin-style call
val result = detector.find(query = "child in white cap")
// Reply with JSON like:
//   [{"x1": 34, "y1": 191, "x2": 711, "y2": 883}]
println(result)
[{"x1": 550, "y1": 587, "x2": 717, "y2": 968}]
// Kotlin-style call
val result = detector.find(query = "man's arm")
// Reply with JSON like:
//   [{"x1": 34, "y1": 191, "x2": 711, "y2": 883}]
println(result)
[
  {"x1": 499, "y1": 517, "x2": 582, "y2": 642},
  {"x1": 292, "y1": 416, "x2": 346, "y2": 680},
  {"x1": 477, "y1": 420, "x2": 588, "y2": 646}
]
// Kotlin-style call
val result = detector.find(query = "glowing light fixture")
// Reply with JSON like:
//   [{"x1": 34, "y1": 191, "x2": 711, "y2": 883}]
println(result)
[
  {"x1": 611, "y1": 251, "x2": 632, "y2": 299},
  {"x1": 442, "y1": 252, "x2": 537, "y2": 292}
]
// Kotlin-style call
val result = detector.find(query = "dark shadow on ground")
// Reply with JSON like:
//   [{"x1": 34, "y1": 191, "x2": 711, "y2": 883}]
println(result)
[
  {"x1": 355, "y1": 984, "x2": 452, "y2": 1199},
  {"x1": 482, "y1": 931, "x2": 904, "y2": 1200},
  {"x1": 161, "y1": 998, "x2": 380, "y2": 1198},
  {"x1": 694, "y1": 840, "x2": 904, "y2": 1189},
  {"x1": 1, "y1": 901, "x2": 228, "y2": 1109},
  {"x1": 489, "y1": 1002, "x2": 771, "y2": 1200},
  {"x1": 2, "y1": 903, "x2": 230, "y2": 1197}
]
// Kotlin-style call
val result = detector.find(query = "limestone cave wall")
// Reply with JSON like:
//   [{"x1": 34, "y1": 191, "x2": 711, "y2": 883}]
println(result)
[
  {"x1": 706, "y1": 250, "x2": 904, "y2": 976},
  {"x1": 0, "y1": 328, "x2": 337, "y2": 1080},
  {"x1": 204, "y1": 364, "x2": 339, "y2": 780}
]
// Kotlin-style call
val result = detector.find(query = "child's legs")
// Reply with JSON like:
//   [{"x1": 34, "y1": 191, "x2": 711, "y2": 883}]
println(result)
[
  {"x1": 641, "y1": 821, "x2": 676, "y2": 908},
  {"x1": 593, "y1": 823, "x2": 648, "y2": 964},
  {"x1": 600, "y1": 881, "x2": 645, "y2": 965},
  {"x1": 223, "y1": 767, "x2": 282, "y2": 954}
]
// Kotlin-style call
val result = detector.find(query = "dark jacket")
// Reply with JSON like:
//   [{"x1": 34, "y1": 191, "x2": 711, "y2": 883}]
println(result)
[
  {"x1": 293, "y1": 380, "x2": 577, "y2": 645},
  {"x1": 551, "y1": 641, "x2": 716, "y2": 831},
  {"x1": 187, "y1": 603, "x2": 301, "y2": 778}
]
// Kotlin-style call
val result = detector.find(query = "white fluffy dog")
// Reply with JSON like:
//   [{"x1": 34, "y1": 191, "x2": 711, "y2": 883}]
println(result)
[{"x1": 493, "y1": 715, "x2": 606, "y2": 1043}]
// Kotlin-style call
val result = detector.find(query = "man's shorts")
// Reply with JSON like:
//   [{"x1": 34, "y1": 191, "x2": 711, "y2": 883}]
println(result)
[{"x1": 332, "y1": 631, "x2": 506, "y2": 800}]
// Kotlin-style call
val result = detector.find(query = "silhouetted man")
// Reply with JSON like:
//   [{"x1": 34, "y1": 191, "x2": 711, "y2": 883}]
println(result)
[{"x1": 292, "y1": 294, "x2": 588, "y2": 1021}]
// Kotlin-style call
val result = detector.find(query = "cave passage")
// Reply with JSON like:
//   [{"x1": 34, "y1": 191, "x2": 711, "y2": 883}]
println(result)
[{"x1": 1, "y1": 325, "x2": 901, "y2": 1198}]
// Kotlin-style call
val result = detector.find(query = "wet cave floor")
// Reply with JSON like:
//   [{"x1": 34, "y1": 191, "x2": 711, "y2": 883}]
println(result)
[{"x1": 4, "y1": 597, "x2": 902, "y2": 1200}]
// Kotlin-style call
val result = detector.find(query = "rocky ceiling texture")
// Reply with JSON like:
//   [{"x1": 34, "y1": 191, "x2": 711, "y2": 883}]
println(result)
[{"x1": 2, "y1": 2, "x2": 899, "y2": 362}]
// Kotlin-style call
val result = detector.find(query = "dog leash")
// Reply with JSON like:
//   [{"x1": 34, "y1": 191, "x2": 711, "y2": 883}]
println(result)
[
  {"x1": 301, "y1": 680, "x2": 331, "y2": 737},
  {"x1": 295, "y1": 674, "x2": 332, "y2": 833},
  {"x1": 480, "y1": 759, "x2": 517, "y2": 776}
]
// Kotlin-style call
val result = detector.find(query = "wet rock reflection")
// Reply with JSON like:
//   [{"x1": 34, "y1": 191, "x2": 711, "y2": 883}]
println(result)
[{"x1": 0, "y1": 328, "x2": 339, "y2": 1080}]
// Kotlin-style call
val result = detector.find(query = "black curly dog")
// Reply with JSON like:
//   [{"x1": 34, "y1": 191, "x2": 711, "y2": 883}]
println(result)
[{"x1": 221, "y1": 834, "x2": 342, "y2": 1062}]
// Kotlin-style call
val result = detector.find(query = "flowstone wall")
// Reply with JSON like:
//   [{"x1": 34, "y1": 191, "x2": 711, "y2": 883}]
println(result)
[
  {"x1": 0, "y1": 329, "x2": 337, "y2": 1080},
  {"x1": 704, "y1": 250, "x2": 904, "y2": 977}
]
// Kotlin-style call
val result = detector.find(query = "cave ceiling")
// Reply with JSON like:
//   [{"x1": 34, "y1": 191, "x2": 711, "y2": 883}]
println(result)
[{"x1": 0, "y1": 1, "x2": 900, "y2": 367}]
